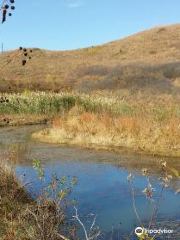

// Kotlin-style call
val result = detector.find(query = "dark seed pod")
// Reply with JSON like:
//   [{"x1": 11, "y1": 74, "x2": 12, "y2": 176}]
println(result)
[
  {"x1": 10, "y1": 0, "x2": 15, "y2": 3},
  {"x1": 8, "y1": 13, "x2": 12, "y2": 17},
  {"x1": 30, "y1": 50, "x2": 33, "y2": 53},
  {"x1": 19, "y1": 47, "x2": 23, "y2": 50},
  {"x1": 29, "y1": 56, "x2": 31, "y2": 59},
  {"x1": 22, "y1": 60, "x2": 26, "y2": 66},
  {"x1": 23, "y1": 48, "x2": 27, "y2": 52},
  {"x1": 4, "y1": 4, "x2": 9, "y2": 9},
  {"x1": 11, "y1": 6, "x2": 15, "y2": 10},
  {"x1": 24, "y1": 53, "x2": 28, "y2": 57}
]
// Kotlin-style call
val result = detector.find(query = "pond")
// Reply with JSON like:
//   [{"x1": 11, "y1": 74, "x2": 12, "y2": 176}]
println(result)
[{"x1": 1, "y1": 125, "x2": 180, "y2": 239}]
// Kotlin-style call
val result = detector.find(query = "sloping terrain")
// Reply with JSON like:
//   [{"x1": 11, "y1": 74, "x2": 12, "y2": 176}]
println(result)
[{"x1": 1, "y1": 24, "x2": 180, "y2": 99}]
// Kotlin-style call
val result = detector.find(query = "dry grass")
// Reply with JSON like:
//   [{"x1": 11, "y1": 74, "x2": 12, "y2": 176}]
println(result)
[
  {"x1": 0, "y1": 91, "x2": 176, "y2": 126},
  {"x1": 0, "y1": 152, "x2": 32, "y2": 240},
  {"x1": 0, "y1": 114, "x2": 48, "y2": 127},
  {"x1": 1, "y1": 92, "x2": 180, "y2": 156},
  {"x1": 1, "y1": 24, "x2": 180, "y2": 99},
  {"x1": 0, "y1": 150, "x2": 76, "y2": 240},
  {"x1": 33, "y1": 109, "x2": 180, "y2": 157}
]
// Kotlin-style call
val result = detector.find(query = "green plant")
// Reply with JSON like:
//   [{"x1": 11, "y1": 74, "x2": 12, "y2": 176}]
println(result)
[
  {"x1": 23, "y1": 159, "x2": 78, "y2": 240},
  {"x1": 33, "y1": 159, "x2": 45, "y2": 180},
  {"x1": 138, "y1": 230, "x2": 154, "y2": 240},
  {"x1": 127, "y1": 160, "x2": 176, "y2": 240}
]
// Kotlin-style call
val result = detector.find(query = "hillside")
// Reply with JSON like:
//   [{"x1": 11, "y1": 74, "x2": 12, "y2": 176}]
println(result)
[{"x1": 1, "y1": 24, "x2": 180, "y2": 99}]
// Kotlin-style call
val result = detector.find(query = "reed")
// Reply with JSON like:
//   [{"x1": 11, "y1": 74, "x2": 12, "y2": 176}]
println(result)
[{"x1": 1, "y1": 92, "x2": 180, "y2": 119}]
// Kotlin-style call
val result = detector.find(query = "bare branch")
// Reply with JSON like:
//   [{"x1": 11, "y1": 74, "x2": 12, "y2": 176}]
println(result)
[{"x1": 73, "y1": 206, "x2": 101, "y2": 240}]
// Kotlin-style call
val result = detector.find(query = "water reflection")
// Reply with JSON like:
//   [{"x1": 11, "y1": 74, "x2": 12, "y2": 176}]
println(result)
[
  {"x1": 15, "y1": 161, "x2": 180, "y2": 236},
  {"x1": 1, "y1": 125, "x2": 180, "y2": 238}
]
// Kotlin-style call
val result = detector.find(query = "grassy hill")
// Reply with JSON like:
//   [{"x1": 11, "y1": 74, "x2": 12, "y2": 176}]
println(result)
[{"x1": 1, "y1": 24, "x2": 180, "y2": 99}]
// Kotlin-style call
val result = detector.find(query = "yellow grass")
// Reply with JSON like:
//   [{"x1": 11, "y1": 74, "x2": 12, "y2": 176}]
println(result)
[
  {"x1": 33, "y1": 110, "x2": 180, "y2": 157},
  {"x1": 0, "y1": 114, "x2": 48, "y2": 127},
  {"x1": 1, "y1": 24, "x2": 180, "y2": 99},
  {"x1": 0, "y1": 154, "x2": 32, "y2": 240}
]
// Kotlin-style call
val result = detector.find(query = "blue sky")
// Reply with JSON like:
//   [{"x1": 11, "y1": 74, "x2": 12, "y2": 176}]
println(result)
[{"x1": 1, "y1": 0, "x2": 180, "y2": 51}]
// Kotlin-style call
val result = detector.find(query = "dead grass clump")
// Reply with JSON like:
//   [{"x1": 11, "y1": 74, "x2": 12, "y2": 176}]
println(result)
[
  {"x1": 0, "y1": 153, "x2": 77, "y2": 240},
  {"x1": 33, "y1": 108, "x2": 180, "y2": 157},
  {"x1": 52, "y1": 117, "x2": 62, "y2": 128},
  {"x1": 78, "y1": 112, "x2": 96, "y2": 123},
  {"x1": 0, "y1": 154, "x2": 32, "y2": 240},
  {"x1": 115, "y1": 116, "x2": 141, "y2": 134}
]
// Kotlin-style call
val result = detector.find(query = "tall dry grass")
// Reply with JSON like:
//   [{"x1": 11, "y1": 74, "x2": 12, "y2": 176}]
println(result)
[
  {"x1": 0, "y1": 149, "x2": 32, "y2": 240},
  {"x1": 0, "y1": 149, "x2": 77, "y2": 240},
  {"x1": 34, "y1": 108, "x2": 180, "y2": 157},
  {"x1": 1, "y1": 92, "x2": 180, "y2": 118},
  {"x1": 1, "y1": 92, "x2": 180, "y2": 156}
]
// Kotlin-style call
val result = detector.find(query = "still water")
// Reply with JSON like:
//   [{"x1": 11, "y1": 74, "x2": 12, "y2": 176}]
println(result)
[{"x1": 1, "y1": 125, "x2": 180, "y2": 239}]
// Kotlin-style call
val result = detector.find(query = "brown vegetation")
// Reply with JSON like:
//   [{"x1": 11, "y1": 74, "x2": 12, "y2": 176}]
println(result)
[
  {"x1": 32, "y1": 105, "x2": 180, "y2": 157},
  {"x1": 1, "y1": 24, "x2": 180, "y2": 99},
  {"x1": 0, "y1": 114, "x2": 48, "y2": 127},
  {"x1": 0, "y1": 151, "x2": 77, "y2": 240},
  {"x1": 0, "y1": 151, "x2": 31, "y2": 239}
]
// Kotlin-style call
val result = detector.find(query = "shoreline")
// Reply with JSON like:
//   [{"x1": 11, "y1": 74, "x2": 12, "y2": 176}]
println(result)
[
  {"x1": 32, "y1": 126, "x2": 180, "y2": 158},
  {"x1": 1, "y1": 92, "x2": 180, "y2": 159},
  {"x1": 0, "y1": 161, "x2": 32, "y2": 238},
  {"x1": 0, "y1": 119, "x2": 179, "y2": 158},
  {"x1": 0, "y1": 114, "x2": 49, "y2": 127}
]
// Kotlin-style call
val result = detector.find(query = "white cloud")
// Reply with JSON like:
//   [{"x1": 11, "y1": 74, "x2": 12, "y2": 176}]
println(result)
[{"x1": 66, "y1": 1, "x2": 83, "y2": 8}]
